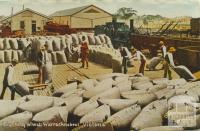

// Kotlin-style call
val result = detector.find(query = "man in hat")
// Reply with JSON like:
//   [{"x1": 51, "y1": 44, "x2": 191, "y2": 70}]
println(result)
[
  {"x1": 131, "y1": 47, "x2": 147, "y2": 75},
  {"x1": 0, "y1": 59, "x2": 18, "y2": 100},
  {"x1": 37, "y1": 45, "x2": 48, "y2": 84},
  {"x1": 159, "y1": 41, "x2": 167, "y2": 70},
  {"x1": 164, "y1": 47, "x2": 176, "y2": 80},
  {"x1": 119, "y1": 46, "x2": 130, "y2": 74},
  {"x1": 159, "y1": 41, "x2": 167, "y2": 58}
]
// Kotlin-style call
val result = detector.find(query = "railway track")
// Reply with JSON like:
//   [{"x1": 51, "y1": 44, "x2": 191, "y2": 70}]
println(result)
[{"x1": 65, "y1": 63, "x2": 90, "y2": 79}]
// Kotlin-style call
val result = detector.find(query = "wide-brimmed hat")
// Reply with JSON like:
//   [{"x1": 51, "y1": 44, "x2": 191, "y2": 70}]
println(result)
[
  {"x1": 130, "y1": 47, "x2": 137, "y2": 53},
  {"x1": 159, "y1": 41, "x2": 164, "y2": 45},
  {"x1": 169, "y1": 47, "x2": 176, "y2": 52}
]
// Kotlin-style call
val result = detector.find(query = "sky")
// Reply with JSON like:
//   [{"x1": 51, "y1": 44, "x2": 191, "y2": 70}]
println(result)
[{"x1": 0, "y1": 0, "x2": 199, "y2": 18}]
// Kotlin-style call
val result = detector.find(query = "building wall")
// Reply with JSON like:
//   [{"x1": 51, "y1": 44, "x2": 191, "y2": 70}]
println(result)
[
  {"x1": 52, "y1": 6, "x2": 112, "y2": 28},
  {"x1": 5, "y1": 10, "x2": 49, "y2": 34},
  {"x1": 71, "y1": 6, "x2": 112, "y2": 28},
  {"x1": 52, "y1": 16, "x2": 71, "y2": 25}
]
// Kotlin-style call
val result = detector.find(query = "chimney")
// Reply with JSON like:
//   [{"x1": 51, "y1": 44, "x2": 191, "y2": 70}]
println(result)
[{"x1": 130, "y1": 19, "x2": 134, "y2": 30}]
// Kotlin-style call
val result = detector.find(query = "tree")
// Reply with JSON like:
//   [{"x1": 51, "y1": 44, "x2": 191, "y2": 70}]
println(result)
[{"x1": 115, "y1": 7, "x2": 137, "y2": 20}]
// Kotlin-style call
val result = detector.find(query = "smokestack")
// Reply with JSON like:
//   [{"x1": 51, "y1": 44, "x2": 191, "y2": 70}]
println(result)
[
  {"x1": 130, "y1": 19, "x2": 134, "y2": 31},
  {"x1": 112, "y1": 17, "x2": 117, "y2": 23}
]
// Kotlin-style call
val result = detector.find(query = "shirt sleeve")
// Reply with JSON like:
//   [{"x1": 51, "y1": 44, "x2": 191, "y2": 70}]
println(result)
[{"x1": 7, "y1": 66, "x2": 14, "y2": 86}]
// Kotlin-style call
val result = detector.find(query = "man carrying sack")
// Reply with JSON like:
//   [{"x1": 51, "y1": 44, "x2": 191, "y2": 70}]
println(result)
[
  {"x1": 0, "y1": 59, "x2": 18, "y2": 100},
  {"x1": 164, "y1": 47, "x2": 176, "y2": 80}
]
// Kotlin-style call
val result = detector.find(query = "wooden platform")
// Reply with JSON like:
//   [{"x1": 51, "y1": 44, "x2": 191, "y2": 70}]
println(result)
[{"x1": 0, "y1": 60, "x2": 179, "y2": 100}]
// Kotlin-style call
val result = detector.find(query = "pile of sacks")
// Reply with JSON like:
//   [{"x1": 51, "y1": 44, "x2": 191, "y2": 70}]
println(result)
[
  {"x1": 0, "y1": 38, "x2": 30, "y2": 63},
  {"x1": 1, "y1": 73, "x2": 200, "y2": 131},
  {"x1": 89, "y1": 46, "x2": 122, "y2": 72},
  {"x1": 30, "y1": 33, "x2": 114, "y2": 65}
]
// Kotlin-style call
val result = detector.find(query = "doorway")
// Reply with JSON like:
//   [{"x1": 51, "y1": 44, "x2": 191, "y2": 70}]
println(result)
[{"x1": 32, "y1": 20, "x2": 36, "y2": 33}]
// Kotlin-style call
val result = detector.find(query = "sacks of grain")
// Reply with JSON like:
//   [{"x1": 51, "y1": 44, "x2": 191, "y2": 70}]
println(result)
[
  {"x1": 129, "y1": 76, "x2": 150, "y2": 84},
  {"x1": 143, "y1": 99, "x2": 168, "y2": 116},
  {"x1": 131, "y1": 110, "x2": 163, "y2": 130},
  {"x1": 0, "y1": 51, "x2": 4, "y2": 63},
  {"x1": 56, "y1": 51, "x2": 67, "y2": 64},
  {"x1": 32, "y1": 106, "x2": 68, "y2": 123},
  {"x1": 174, "y1": 65, "x2": 196, "y2": 81},
  {"x1": 133, "y1": 81, "x2": 154, "y2": 90},
  {"x1": 12, "y1": 50, "x2": 19, "y2": 62},
  {"x1": 83, "y1": 78, "x2": 113, "y2": 99},
  {"x1": 52, "y1": 82, "x2": 77, "y2": 97},
  {"x1": 18, "y1": 38, "x2": 29, "y2": 50},
  {"x1": 121, "y1": 91, "x2": 156, "y2": 106},
  {"x1": 17, "y1": 99, "x2": 54, "y2": 114},
  {"x1": 61, "y1": 89, "x2": 85, "y2": 98},
  {"x1": 0, "y1": 38, "x2": 4, "y2": 50},
  {"x1": 98, "y1": 99, "x2": 137, "y2": 112},
  {"x1": 51, "y1": 52, "x2": 58, "y2": 65},
  {"x1": 43, "y1": 63, "x2": 53, "y2": 83},
  {"x1": 71, "y1": 34, "x2": 79, "y2": 45},
  {"x1": 115, "y1": 80, "x2": 132, "y2": 92},
  {"x1": 17, "y1": 50, "x2": 23, "y2": 62},
  {"x1": 94, "y1": 36, "x2": 102, "y2": 45},
  {"x1": 0, "y1": 111, "x2": 32, "y2": 127},
  {"x1": 14, "y1": 81, "x2": 30, "y2": 96},
  {"x1": 78, "y1": 79, "x2": 99, "y2": 90},
  {"x1": 4, "y1": 50, "x2": 12, "y2": 63},
  {"x1": 98, "y1": 35, "x2": 106, "y2": 44},
  {"x1": 88, "y1": 35, "x2": 95, "y2": 45},
  {"x1": 168, "y1": 95, "x2": 198, "y2": 107},
  {"x1": 45, "y1": 39, "x2": 53, "y2": 52},
  {"x1": 0, "y1": 100, "x2": 18, "y2": 120},
  {"x1": 167, "y1": 78, "x2": 187, "y2": 87},
  {"x1": 106, "y1": 104, "x2": 141, "y2": 128},
  {"x1": 80, "y1": 105, "x2": 110, "y2": 123},
  {"x1": 59, "y1": 36, "x2": 67, "y2": 50},
  {"x1": 73, "y1": 99, "x2": 99, "y2": 117},
  {"x1": 140, "y1": 126, "x2": 184, "y2": 131},
  {"x1": 56, "y1": 96, "x2": 83, "y2": 113},
  {"x1": 3, "y1": 38, "x2": 11, "y2": 50},
  {"x1": 154, "y1": 88, "x2": 176, "y2": 99},
  {"x1": 152, "y1": 78, "x2": 169, "y2": 85},
  {"x1": 52, "y1": 38, "x2": 61, "y2": 51},
  {"x1": 9, "y1": 38, "x2": 18, "y2": 50},
  {"x1": 146, "y1": 57, "x2": 162, "y2": 70},
  {"x1": 112, "y1": 58, "x2": 122, "y2": 73},
  {"x1": 91, "y1": 87, "x2": 121, "y2": 100},
  {"x1": 147, "y1": 83, "x2": 167, "y2": 92}
]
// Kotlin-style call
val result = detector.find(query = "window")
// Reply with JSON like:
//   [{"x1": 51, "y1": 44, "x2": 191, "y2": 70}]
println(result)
[{"x1": 20, "y1": 21, "x2": 25, "y2": 30}]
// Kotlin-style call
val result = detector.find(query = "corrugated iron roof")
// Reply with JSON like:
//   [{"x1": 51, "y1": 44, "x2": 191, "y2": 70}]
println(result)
[{"x1": 50, "y1": 5, "x2": 91, "y2": 17}]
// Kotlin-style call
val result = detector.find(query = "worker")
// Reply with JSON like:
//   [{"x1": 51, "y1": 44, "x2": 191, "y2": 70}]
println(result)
[
  {"x1": 37, "y1": 45, "x2": 48, "y2": 84},
  {"x1": 164, "y1": 47, "x2": 176, "y2": 80},
  {"x1": 119, "y1": 46, "x2": 129, "y2": 74},
  {"x1": 159, "y1": 41, "x2": 167, "y2": 58},
  {"x1": 80, "y1": 36, "x2": 89, "y2": 69},
  {"x1": 131, "y1": 48, "x2": 147, "y2": 75},
  {"x1": 0, "y1": 59, "x2": 18, "y2": 100}
]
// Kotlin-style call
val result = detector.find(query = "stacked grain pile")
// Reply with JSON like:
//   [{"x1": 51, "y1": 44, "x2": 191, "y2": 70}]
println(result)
[
  {"x1": 1, "y1": 73, "x2": 200, "y2": 131},
  {"x1": 0, "y1": 38, "x2": 30, "y2": 63}
]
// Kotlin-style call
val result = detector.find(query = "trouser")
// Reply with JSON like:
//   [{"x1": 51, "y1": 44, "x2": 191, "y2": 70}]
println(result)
[
  {"x1": 81, "y1": 53, "x2": 89, "y2": 68},
  {"x1": 122, "y1": 57, "x2": 128, "y2": 74},
  {"x1": 0, "y1": 84, "x2": 16, "y2": 100},
  {"x1": 139, "y1": 59, "x2": 146, "y2": 75},
  {"x1": 38, "y1": 66, "x2": 45, "y2": 84},
  {"x1": 164, "y1": 61, "x2": 172, "y2": 80}
]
